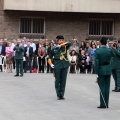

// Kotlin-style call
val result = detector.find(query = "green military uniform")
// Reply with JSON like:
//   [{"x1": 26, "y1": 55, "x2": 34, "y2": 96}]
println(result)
[
  {"x1": 51, "y1": 42, "x2": 71, "y2": 98},
  {"x1": 111, "y1": 46, "x2": 120, "y2": 91},
  {"x1": 14, "y1": 45, "x2": 24, "y2": 76},
  {"x1": 94, "y1": 46, "x2": 112, "y2": 108}
]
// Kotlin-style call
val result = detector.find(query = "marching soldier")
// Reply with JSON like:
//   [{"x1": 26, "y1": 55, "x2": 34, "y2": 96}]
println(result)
[
  {"x1": 48, "y1": 35, "x2": 71, "y2": 100},
  {"x1": 111, "y1": 40, "x2": 120, "y2": 92},
  {"x1": 94, "y1": 37, "x2": 112, "y2": 108}
]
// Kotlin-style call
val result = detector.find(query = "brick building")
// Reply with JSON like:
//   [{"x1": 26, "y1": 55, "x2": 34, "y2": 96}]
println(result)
[{"x1": 0, "y1": 0, "x2": 120, "y2": 41}]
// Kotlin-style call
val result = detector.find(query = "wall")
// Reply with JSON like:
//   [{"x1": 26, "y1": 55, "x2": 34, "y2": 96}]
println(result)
[{"x1": 4, "y1": 0, "x2": 120, "y2": 13}]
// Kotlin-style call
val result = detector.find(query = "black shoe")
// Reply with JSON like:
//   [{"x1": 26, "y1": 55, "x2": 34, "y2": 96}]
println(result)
[
  {"x1": 112, "y1": 89, "x2": 116, "y2": 92},
  {"x1": 97, "y1": 106, "x2": 106, "y2": 109},
  {"x1": 60, "y1": 96, "x2": 65, "y2": 100},
  {"x1": 30, "y1": 71, "x2": 32, "y2": 73},
  {"x1": 20, "y1": 75, "x2": 23, "y2": 77},
  {"x1": 115, "y1": 89, "x2": 120, "y2": 92},
  {"x1": 57, "y1": 97, "x2": 61, "y2": 100},
  {"x1": 14, "y1": 74, "x2": 19, "y2": 77}
]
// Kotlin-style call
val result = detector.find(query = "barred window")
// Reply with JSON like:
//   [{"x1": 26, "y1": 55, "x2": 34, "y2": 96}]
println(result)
[
  {"x1": 20, "y1": 18, "x2": 44, "y2": 34},
  {"x1": 89, "y1": 19, "x2": 114, "y2": 36}
]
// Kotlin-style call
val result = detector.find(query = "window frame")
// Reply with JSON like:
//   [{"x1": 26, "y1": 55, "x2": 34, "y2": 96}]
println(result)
[
  {"x1": 19, "y1": 16, "x2": 45, "y2": 36},
  {"x1": 88, "y1": 18, "x2": 114, "y2": 37}
]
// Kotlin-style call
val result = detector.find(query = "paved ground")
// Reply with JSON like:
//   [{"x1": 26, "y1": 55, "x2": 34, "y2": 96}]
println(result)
[{"x1": 0, "y1": 72, "x2": 119, "y2": 120}]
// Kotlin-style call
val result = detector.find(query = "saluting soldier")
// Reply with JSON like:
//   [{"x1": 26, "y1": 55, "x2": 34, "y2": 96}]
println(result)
[
  {"x1": 94, "y1": 37, "x2": 112, "y2": 108},
  {"x1": 48, "y1": 35, "x2": 71, "y2": 100},
  {"x1": 111, "y1": 40, "x2": 120, "y2": 92}
]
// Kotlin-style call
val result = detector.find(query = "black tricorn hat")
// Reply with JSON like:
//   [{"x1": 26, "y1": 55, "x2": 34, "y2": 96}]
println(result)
[{"x1": 56, "y1": 35, "x2": 64, "y2": 40}]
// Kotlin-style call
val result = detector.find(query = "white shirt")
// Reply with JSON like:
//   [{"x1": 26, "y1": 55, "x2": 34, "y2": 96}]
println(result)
[
  {"x1": 26, "y1": 47, "x2": 29, "y2": 55},
  {"x1": 69, "y1": 55, "x2": 77, "y2": 63},
  {"x1": 30, "y1": 43, "x2": 36, "y2": 53},
  {"x1": 86, "y1": 56, "x2": 90, "y2": 65}
]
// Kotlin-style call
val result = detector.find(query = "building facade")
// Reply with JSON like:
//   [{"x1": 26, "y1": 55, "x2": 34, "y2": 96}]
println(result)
[{"x1": 0, "y1": 0, "x2": 120, "y2": 41}]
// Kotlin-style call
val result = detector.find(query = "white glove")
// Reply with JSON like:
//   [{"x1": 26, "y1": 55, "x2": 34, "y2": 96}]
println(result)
[
  {"x1": 51, "y1": 64, "x2": 54, "y2": 68},
  {"x1": 95, "y1": 75, "x2": 98, "y2": 78},
  {"x1": 56, "y1": 45, "x2": 61, "y2": 48}
]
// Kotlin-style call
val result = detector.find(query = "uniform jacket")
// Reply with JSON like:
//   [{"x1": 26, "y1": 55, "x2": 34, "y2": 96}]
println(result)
[
  {"x1": 51, "y1": 42, "x2": 71, "y2": 69},
  {"x1": 94, "y1": 46, "x2": 112, "y2": 76},
  {"x1": 14, "y1": 45, "x2": 25, "y2": 59},
  {"x1": 111, "y1": 46, "x2": 120, "y2": 69}
]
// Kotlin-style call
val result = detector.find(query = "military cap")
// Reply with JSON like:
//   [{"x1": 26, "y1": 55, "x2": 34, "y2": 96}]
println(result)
[{"x1": 56, "y1": 35, "x2": 64, "y2": 40}]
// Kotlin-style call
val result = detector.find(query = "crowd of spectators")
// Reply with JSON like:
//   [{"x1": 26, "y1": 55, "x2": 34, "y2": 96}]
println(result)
[{"x1": 0, "y1": 37, "x2": 114, "y2": 74}]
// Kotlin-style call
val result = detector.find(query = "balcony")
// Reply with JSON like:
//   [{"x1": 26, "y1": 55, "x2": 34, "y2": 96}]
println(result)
[{"x1": 3, "y1": 0, "x2": 120, "y2": 13}]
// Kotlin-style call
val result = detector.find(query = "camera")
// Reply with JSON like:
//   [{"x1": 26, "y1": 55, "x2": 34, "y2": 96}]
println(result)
[
  {"x1": 113, "y1": 43, "x2": 117, "y2": 48},
  {"x1": 16, "y1": 43, "x2": 19, "y2": 47},
  {"x1": 112, "y1": 43, "x2": 117, "y2": 48}
]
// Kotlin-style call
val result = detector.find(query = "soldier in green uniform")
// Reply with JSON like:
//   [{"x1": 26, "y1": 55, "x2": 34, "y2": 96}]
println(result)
[
  {"x1": 111, "y1": 40, "x2": 120, "y2": 92},
  {"x1": 13, "y1": 39, "x2": 25, "y2": 77},
  {"x1": 48, "y1": 35, "x2": 71, "y2": 100},
  {"x1": 94, "y1": 37, "x2": 112, "y2": 108}
]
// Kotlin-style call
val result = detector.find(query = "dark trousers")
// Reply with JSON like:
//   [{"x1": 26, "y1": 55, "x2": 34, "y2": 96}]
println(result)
[
  {"x1": 69, "y1": 64, "x2": 76, "y2": 73},
  {"x1": 16, "y1": 59, "x2": 23, "y2": 75},
  {"x1": 24, "y1": 58, "x2": 32, "y2": 72},
  {"x1": 54, "y1": 67, "x2": 68, "y2": 97},
  {"x1": 13, "y1": 56, "x2": 15, "y2": 69},
  {"x1": 98, "y1": 75, "x2": 111, "y2": 107},
  {"x1": 112, "y1": 69, "x2": 120, "y2": 90},
  {"x1": 38, "y1": 57, "x2": 45, "y2": 72},
  {"x1": 80, "y1": 64, "x2": 86, "y2": 73}
]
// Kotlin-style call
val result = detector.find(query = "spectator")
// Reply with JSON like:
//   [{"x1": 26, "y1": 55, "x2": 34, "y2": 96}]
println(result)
[
  {"x1": 69, "y1": 42, "x2": 79, "y2": 53},
  {"x1": 21, "y1": 39, "x2": 27, "y2": 47},
  {"x1": 90, "y1": 40, "x2": 96, "y2": 48},
  {"x1": 47, "y1": 42, "x2": 54, "y2": 73},
  {"x1": 96, "y1": 40, "x2": 100, "y2": 48},
  {"x1": 0, "y1": 39, "x2": 6, "y2": 72},
  {"x1": 5, "y1": 42, "x2": 14, "y2": 73},
  {"x1": 90, "y1": 44, "x2": 96, "y2": 74},
  {"x1": 24, "y1": 41, "x2": 33, "y2": 73},
  {"x1": 69, "y1": 50, "x2": 77, "y2": 73},
  {"x1": 3, "y1": 38, "x2": 8, "y2": 47},
  {"x1": 78, "y1": 50, "x2": 86, "y2": 73},
  {"x1": 11, "y1": 39, "x2": 17, "y2": 69},
  {"x1": 85, "y1": 42, "x2": 91, "y2": 55},
  {"x1": 30, "y1": 38, "x2": 36, "y2": 53},
  {"x1": 85, "y1": 52, "x2": 91, "y2": 73},
  {"x1": 38, "y1": 42, "x2": 46, "y2": 73},
  {"x1": 35, "y1": 39, "x2": 43, "y2": 56},
  {"x1": 79, "y1": 41, "x2": 86, "y2": 53}
]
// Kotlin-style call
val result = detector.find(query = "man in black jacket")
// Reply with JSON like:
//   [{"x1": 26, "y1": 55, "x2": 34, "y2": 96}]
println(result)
[
  {"x1": 0, "y1": 39, "x2": 6, "y2": 72},
  {"x1": 24, "y1": 41, "x2": 33, "y2": 73}
]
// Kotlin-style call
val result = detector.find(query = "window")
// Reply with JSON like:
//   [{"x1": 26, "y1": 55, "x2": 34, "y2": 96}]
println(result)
[
  {"x1": 20, "y1": 17, "x2": 45, "y2": 37},
  {"x1": 89, "y1": 19, "x2": 114, "y2": 36}
]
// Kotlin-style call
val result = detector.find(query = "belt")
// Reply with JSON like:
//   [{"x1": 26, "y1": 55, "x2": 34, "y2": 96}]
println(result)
[
  {"x1": 54, "y1": 58, "x2": 60, "y2": 60},
  {"x1": 99, "y1": 62, "x2": 110, "y2": 66}
]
